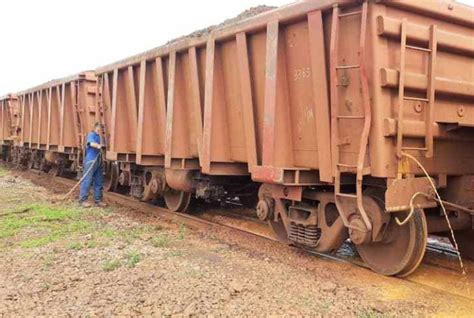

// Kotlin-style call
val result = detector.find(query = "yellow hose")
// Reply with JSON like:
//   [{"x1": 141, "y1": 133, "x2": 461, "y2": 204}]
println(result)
[{"x1": 400, "y1": 152, "x2": 466, "y2": 275}]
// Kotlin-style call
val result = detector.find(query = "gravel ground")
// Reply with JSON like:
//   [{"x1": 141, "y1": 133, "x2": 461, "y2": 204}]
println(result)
[{"x1": 1, "y1": 165, "x2": 473, "y2": 316}]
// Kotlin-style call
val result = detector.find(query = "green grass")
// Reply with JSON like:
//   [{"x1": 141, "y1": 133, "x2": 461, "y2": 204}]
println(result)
[
  {"x1": 99, "y1": 228, "x2": 118, "y2": 238},
  {"x1": 85, "y1": 240, "x2": 98, "y2": 248},
  {"x1": 68, "y1": 241, "x2": 84, "y2": 250},
  {"x1": 0, "y1": 203, "x2": 92, "y2": 248},
  {"x1": 43, "y1": 254, "x2": 56, "y2": 268},
  {"x1": 177, "y1": 223, "x2": 187, "y2": 240},
  {"x1": 151, "y1": 233, "x2": 171, "y2": 248},
  {"x1": 126, "y1": 251, "x2": 141, "y2": 268},
  {"x1": 102, "y1": 259, "x2": 121, "y2": 272},
  {"x1": 102, "y1": 250, "x2": 142, "y2": 271}
]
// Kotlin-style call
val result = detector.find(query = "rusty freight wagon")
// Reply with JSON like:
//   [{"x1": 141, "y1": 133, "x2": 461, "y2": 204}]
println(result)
[
  {"x1": 13, "y1": 72, "x2": 97, "y2": 174},
  {"x1": 0, "y1": 94, "x2": 20, "y2": 161},
  {"x1": 95, "y1": 0, "x2": 474, "y2": 276}
]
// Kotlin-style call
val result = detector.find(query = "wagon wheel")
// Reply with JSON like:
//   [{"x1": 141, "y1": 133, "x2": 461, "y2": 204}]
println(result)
[
  {"x1": 356, "y1": 210, "x2": 427, "y2": 277},
  {"x1": 104, "y1": 162, "x2": 119, "y2": 192},
  {"x1": 453, "y1": 230, "x2": 474, "y2": 261},
  {"x1": 164, "y1": 189, "x2": 192, "y2": 212}
]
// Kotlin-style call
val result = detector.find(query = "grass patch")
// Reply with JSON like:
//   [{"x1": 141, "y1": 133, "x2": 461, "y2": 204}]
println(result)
[
  {"x1": 177, "y1": 223, "x2": 187, "y2": 240},
  {"x1": 0, "y1": 203, "x2": 92, "y2": 248},
  {"x1": 85, "y1": 240, "x2": 98, "y2": 248},
  {"x1": 102, "y1": 259, "x2": 121, "y2": 272},
  {"x1": 126, "y1": 251, "x2": 141, "y2": 268},
  {"x1": 102, "y1": 250, "x2": 143, "y2": 271},
  {"x1": 151, "y1": 233, "x2": 172, "y2": 248},
  {"x1": 43, "y1": 254, "x2": 56, "y2": 268},
  {"x1": 21, "y1": 235, "x2": 60, "y2": 248},
  {"x1": 99, "y1": 228, "x2": 118, "y2": 238},
  {"x1": 68, "y1": 241, "x2": 84, "y2": 250}
]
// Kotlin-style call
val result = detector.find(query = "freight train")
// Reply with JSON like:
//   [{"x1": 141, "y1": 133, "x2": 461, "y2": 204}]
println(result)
[{"x1": 1, "y1": 0, "x2": 473, "y2": 277}]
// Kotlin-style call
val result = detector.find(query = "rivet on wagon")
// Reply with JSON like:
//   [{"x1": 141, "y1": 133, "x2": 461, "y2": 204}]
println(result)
[{"x1": 457, "y1": 106, "x2": 465, "y2": 117}]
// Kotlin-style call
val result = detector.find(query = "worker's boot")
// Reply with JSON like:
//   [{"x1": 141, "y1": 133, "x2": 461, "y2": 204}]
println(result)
[
  {"x1": 95, "y1": 201, "x2": 107, "y2": 208},
  {"x1": 80, "y1": 201, "x2": 92, "y2": 208}
]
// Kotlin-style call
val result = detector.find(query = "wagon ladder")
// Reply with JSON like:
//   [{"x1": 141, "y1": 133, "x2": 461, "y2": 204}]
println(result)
[
  {"x1": 72, "y1": 80, "x2": 85, "y2": 160},
  {"x1": 6, "y1": 100, "x2": 13, "y2": 138},
  {"x1": 96, "y1": 76, "x2": 108, "y2": 149},
  {"x1": 396, "y1": 19, "x2": 437, "y2": 161},
  {"x1": 330, "y1": 2, "x2": 372, "y2": 232}
]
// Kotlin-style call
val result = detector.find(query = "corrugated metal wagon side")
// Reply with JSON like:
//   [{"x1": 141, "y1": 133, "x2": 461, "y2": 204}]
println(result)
[{"x1": 13, "y1": 72, "x2": 97, "y2": 174}]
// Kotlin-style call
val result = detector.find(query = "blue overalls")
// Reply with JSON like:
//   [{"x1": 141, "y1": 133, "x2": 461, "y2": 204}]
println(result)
[{"x1": 79, "y1": 131, "x2": 104, "y2": 203}]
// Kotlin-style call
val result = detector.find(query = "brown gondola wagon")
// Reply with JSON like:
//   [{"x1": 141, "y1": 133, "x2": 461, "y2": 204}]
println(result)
[
  {"x1": 11, "y1": 72, "x2": 97, "y2": 174},
  {"x1": 95, "y1": 0, "x2": 474, "y2": 276}
]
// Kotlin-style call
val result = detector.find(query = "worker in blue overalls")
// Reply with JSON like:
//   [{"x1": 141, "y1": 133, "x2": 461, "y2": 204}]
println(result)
[{"x1": 79, "y1": 122, "x2": 107, "y2": 208}]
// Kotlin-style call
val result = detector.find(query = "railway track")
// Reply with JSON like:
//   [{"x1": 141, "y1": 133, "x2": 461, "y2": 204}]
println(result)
[{"x1": 5, "y1": 165, "x2": 473, "y2": 302}]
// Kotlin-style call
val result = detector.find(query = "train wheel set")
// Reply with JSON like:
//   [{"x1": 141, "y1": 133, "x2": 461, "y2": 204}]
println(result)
[{"x1": 1, "y1": 0, "x2": 474, "y2": 276}]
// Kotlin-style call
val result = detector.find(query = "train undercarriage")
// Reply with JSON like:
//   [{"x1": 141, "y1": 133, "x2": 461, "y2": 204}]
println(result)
[
  {"x1": 101, "y1": 160, "x2": 474, "y2": 277},
  {"x1": 3, "y1": 145, "x2": 81, "y2": 177},
  {"x1": 257, "y1": 178, "x2": 474, "y2": 277}
]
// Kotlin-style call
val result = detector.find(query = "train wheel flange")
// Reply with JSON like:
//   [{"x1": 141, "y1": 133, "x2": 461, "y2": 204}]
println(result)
[
  {"x1": 164, "y1": 190, "x2": 192, "y2": 212},
  {"x1": 356, "y1": 209, "x2": 427, "y2": 276}
]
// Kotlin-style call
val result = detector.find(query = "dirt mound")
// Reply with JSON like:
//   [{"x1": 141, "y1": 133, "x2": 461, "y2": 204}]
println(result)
[{"x1": 167, "y1": 5, "x2": 276, "y2": 45}]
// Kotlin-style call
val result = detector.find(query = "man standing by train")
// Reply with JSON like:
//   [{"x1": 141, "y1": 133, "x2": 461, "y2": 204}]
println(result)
[{"x1": 79, "y1": 122, "x2": 107, "y2": 208}]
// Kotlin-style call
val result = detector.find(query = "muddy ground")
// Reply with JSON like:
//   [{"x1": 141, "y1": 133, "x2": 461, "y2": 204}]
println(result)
[{"x1": 0, "y1": 165, "x2": 473, "y2": 317}]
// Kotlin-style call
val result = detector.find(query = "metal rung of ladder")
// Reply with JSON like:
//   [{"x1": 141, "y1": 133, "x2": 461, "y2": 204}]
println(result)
[
  {"x1": 396, "y1": 18, "x2": 437, "y2": 160},
  {"x1": 330, "y1": 1, "x2": 373, "y2": 233},
  {"x1": 337, "y1": 115, "x2": 365, "y2": 119},
  {"x1": 338, "y1": 11, "x2": 362, "y2": 18},
  {"x1": 404, "y1": 96, "x2": 429, "y2": 102},
  {"x1": 336, "y1": 64, "x2": 360, "y2": 70},
  {"x1": 337, "y1": 163, "x2": 357, "y2": 168},
  {"x1": 406, "y1": 45, "x2": 431, "y2": 52},
  {"x1": 401, "y1": 146, "x2": 428, "y2": 151}
]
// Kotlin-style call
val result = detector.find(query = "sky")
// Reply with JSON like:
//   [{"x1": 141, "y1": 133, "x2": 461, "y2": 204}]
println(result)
[{"x1": 0, "y1": 0, "x2": 472, "y2": 96}]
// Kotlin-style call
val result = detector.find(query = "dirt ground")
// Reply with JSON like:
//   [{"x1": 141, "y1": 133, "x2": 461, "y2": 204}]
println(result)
[{"x1": 1, "y1": 166, "x2": 473, "y2": 317}]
